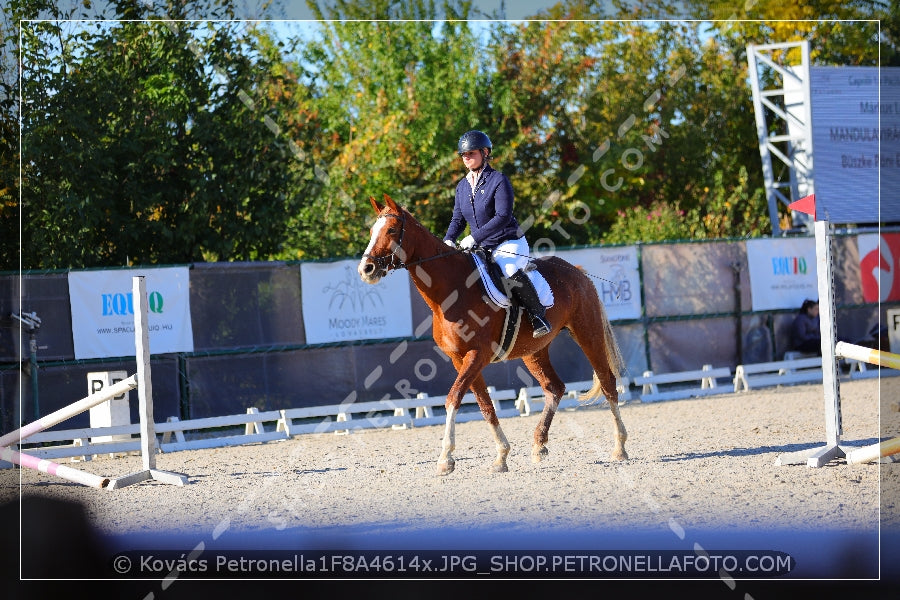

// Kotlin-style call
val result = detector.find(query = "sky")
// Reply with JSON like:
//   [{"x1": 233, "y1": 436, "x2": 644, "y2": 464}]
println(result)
[{"x1": 10, "y1": 0, "x2": 648, "y2": 21}]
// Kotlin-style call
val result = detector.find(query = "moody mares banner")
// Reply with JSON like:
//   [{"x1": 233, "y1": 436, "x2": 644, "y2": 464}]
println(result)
[
  {"x1": 746, "y1": 237, "x2": 819, "y2": 311},
  {"x1": 300, "y1": 259, "x2": 413, "y2": 344},
  {"x1": 554, "y1": 246, "x2": 642, "y2": 321},
  {"x1": 68, "y1": 267, "x2": 194, "y2": 360}
]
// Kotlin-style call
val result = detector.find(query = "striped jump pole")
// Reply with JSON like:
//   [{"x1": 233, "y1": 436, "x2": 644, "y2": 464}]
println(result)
[
  {"x1": 0, "y1": 374, "x2": 138, "y2": 448},
  {"x1": 1, "y1": 277, "x2": 187, "y2": 488},
  {"x1": 834, "y1": 341, "x2": 900, "y2": 371},
  {"x1": 846, "y1": 437, "x2": 900, "y2": 465},
  {"x1": 0, "y1": 446, "x2": 110, "y2": 488},
  {"x1": 835, "y1": 341, "x2": 900, "y2": 465},
  {"x1": 0, "y1": 372, "x2": 136, "y2": 488}
]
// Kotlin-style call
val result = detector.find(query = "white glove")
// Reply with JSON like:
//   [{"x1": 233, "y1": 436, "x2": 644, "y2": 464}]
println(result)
[
  {"x1": 460, "y1": 235, "x2": 476, "y2": 249},
  {"x1": 444, "y1": 239, "x2": 456, "y2": 247}
]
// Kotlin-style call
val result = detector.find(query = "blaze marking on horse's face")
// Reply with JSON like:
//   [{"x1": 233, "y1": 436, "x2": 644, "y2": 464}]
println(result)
[{"x1": 358, "y1": 215, "x2": 388, "y2": 283}]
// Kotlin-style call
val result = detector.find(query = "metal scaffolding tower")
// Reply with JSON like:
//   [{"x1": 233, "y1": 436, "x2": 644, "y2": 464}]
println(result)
[{"x1": 747, "y1": 41, "x2": 814, "y2": 235}]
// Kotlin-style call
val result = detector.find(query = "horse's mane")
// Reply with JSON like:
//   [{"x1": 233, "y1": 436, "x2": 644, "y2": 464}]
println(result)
[{"x1": 395, "y1": 203, "x2": 461, "y2": 260}]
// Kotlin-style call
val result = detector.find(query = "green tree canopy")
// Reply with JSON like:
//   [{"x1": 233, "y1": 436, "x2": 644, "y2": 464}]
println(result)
[
  {"x1": 1, "y1": 0, "x2": 895, "y2": 270},
  {"x1": 11, "y1": 0, "x2": 323, "y2": 269}
]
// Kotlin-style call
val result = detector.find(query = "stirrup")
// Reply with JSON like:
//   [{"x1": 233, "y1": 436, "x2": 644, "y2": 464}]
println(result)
[{"x1": 531, "y1": 315, "x2": 551, "y2": 338}]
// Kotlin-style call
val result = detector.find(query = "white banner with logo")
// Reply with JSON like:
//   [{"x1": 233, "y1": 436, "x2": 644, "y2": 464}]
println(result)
[
  {"x1": 553, "y1": 246, "x2": 642, "y2": 321},
  {"x1": 746, "y1": 237, "x2": 819, "y2": 311},
  {"x1": 301, "y1": 259, "x2": 413, "y2": 344},
  {"x1": 68, "y1": 267, "x2": 194, "y2": 359}
]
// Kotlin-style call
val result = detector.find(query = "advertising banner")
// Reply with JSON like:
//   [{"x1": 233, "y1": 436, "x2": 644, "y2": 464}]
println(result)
[
  {"x1": 553, "y1": 246, "x2": 642, "y2": 321},
  {"x1": 746, "y1": 237, "x2": 819, "y2": 311},
  {"x1": 68, "y1": 267, "x2": 194, "y2": 359},
  {"x1": 301, "y1": 259, "x2": 413, "y2": 344},
  {"x1": 858, "y1": 232, "x2": 900, "y2": 302}
]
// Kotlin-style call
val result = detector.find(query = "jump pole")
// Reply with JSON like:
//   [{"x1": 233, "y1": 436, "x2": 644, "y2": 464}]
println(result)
[
  {"x1": 846, "y1": 437, "x2": 900, "y2": 465},
  {"x1": 0, "y1": 277, "x2": 187, "y2": 489},
  {"x1": 0, "y1": 368, "x2": 136, "y2": 488},
  {"x1": 0, "y1": 446, "x2": 110, "y2": 488},
  {"x1": 835, "y1": 341, "x2": 900, "y2": 371},
  {"x1": 0, "y1": 375, "x2": 138, "y2": 448},
  {"x1": 834, "y1": 341, "x2": 900, "y2": 464},
  {"x1": 776, "y1": 198, "x2": 854, "y2": 467},
  {"x1": 107, "y1": 276, "x2": 188, "y2": 489}
]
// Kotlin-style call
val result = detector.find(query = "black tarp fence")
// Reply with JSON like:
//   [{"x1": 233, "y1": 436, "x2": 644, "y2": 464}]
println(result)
[{"x1": 1, "y1": 233, "x2": 893, "y2": 433}]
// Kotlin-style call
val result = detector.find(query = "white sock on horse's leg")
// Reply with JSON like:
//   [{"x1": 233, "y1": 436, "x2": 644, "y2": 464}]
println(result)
[
  {"x1": 490, "y1": 423, "x2": 510, "y2": 472},
  {"x1": 438, "y1": 405, "x2": 458, "y2": 474}
]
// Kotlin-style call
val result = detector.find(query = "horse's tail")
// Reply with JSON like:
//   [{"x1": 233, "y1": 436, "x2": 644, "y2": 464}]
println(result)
[{"x1": 579, "y1": 298, "x2": 626, "y2": 405}]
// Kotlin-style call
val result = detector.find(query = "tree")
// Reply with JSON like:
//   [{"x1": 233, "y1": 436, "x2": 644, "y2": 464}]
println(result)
[
  {"x1": 4, "y1": 0, "x2": 895, "y2": 270},
  {"x1": 485, "y1": 0, "x2": 892, "y2": 246},
  {"x1": 277, "y1": 0, "x2": 485, "y2": 259},
  {"x1": 477, "y1": 12, "x2": 769, "y2": 245},
  {"x1": 13, "y1": 0, "x2": 322, "y2": 269}
]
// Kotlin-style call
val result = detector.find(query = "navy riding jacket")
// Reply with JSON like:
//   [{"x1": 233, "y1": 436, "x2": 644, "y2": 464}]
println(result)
[{"x1": 444, "y1": 164, "x2": 524, "y2": 250}]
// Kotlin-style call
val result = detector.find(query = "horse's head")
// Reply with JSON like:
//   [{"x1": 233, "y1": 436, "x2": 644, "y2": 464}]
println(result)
[{"x1": 358, "y1": 193, "x2": 410, "y2": 284}]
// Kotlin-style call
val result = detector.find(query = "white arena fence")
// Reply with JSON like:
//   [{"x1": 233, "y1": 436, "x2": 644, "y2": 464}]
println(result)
[{"x1": 2, "y1": 353, "x2": 892, "y2": 468}]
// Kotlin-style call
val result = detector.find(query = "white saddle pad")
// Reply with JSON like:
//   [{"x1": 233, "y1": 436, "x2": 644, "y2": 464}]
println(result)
[{"x1": 471, "y1": 253, "x2": 554, "y2": 309}]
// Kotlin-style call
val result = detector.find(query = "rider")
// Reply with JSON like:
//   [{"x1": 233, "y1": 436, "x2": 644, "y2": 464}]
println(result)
[{"x1": 443, "y1": 130, "x2": 552, "y2": 338}]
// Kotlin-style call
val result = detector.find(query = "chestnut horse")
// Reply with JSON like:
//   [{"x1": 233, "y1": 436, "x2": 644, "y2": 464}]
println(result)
[{"x1": 358, "y1": 194, "x2": 628, "y2": 475}]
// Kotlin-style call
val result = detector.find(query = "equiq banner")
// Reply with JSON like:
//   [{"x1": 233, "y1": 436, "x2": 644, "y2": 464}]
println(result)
[
  {"x1": 746, "y1": 237, "x2": 819, "y2": 311},
  {"x1": 301, "y1": 259, "x2": 413, "y2": 344},
  {"x1": 68, "y1": 267, "x2": 194, "y2": 360},
  {"x1": 553, "y1": 246, "x2": 642, "y2": 321}
]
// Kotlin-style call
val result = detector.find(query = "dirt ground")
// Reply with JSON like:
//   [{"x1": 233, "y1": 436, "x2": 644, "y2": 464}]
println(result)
[{"x1": 3, "y1": 375, "x2": 899, "y2": 595}]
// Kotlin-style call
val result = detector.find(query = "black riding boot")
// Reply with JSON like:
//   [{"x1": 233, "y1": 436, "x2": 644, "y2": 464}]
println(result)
[{"x1": 508, "y1": 270, "x2": 551, "y2": 338}]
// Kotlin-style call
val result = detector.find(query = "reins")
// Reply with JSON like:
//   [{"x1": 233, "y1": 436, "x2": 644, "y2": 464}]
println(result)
[{"x1": 363, "y1": 211, "x2": 466, "y2": 270}]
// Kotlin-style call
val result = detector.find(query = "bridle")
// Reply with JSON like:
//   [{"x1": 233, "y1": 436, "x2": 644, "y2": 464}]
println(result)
[
  {"x1": 362, "y1": 211, "x2": 462, "y2": 272},
  {"x1": 362, "y1": 212, "x2": 408, "y2": 273}
]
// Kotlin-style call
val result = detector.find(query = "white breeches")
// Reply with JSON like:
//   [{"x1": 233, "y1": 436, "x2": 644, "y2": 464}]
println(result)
[{"x1": 492, "y1": 236, "x2": 553, "y2": 307}]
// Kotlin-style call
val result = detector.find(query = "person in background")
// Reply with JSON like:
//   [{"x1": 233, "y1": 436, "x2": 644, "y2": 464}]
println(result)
[{"x1": 791, "y1": 299, "x2": 821, "y2": 355}]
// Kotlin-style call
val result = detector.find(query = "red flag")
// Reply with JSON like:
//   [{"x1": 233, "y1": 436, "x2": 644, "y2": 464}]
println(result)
[{"x1": 788, "y1": 194, "x2": 816, "y2": 219}]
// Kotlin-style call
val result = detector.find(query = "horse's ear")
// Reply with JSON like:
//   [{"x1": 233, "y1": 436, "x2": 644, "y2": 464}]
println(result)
[
  {"x1": 383, "y1": 193, "x2": 400, "y2": 212},
  {"x1": 370, "y1": 196, "x2": 384, "y2": 213}
]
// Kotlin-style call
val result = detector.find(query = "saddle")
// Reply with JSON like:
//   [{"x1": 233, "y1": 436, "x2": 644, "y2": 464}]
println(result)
[
  {"x1": 470, "y1": 248, "x2": 523, "y2": 363},
  {"x1": 472, "y1": 248, "x2": 511, "y2": 299}
]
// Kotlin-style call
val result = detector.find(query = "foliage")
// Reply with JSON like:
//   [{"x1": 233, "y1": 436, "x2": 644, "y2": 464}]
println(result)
[
  {"x1": 278, "y1": 1, "x2": 484, "y2": 259},
  {"x1": 10, "y1": 0, "x2": 322, "y2": 269},
  {"x1": 604, "y1": 165, "x2": 769, "y2": 244},
  {"x1": 479, "y1": 15, "x2": 770, "y2": 246},
  {"x1": 604, "y1": 201, "x2": 691, "y2": 244},
  {"x1": 0, "y1": 0, "x2": 895, "y2": 270}
]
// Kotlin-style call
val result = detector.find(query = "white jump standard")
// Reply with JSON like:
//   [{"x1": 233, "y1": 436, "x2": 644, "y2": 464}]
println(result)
[
  {"x1": 107, "y1": 276, "x2": 188, "y2": 489},
  {"x1": 774, "y1": 196, "x2": 884, "y2": 468},
  {"x1": 0, "y1": 276, "x2": 188, "y2": 489}
]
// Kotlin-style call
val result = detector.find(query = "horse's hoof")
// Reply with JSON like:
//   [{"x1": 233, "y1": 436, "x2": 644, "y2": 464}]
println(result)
[
  {"x1": 611, "y1": 449, "x2": 629, "y2": 461},
  {"x1": 437, "y1": 460, "x2": 455, "y2": 476},
  {"x1": 490, "y1": 462, "x2": 509, "y2": 473},
  {"x1": 531, "y1": 445, "x2": 549, "y2": 463}
]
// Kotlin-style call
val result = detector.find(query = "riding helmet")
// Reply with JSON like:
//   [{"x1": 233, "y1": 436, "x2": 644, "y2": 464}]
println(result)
[{"x1": 457, "y1": 130, "x2": 492, "y2": 155}]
